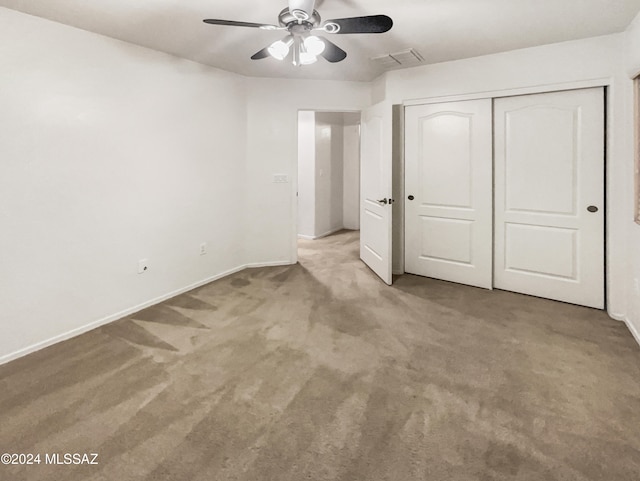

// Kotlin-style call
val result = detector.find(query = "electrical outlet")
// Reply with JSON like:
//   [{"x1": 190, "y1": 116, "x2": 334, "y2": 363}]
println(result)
[
  {"x1": 200, "y1": 242, "x2": 207, "y2": 256},
  {"x1": 138, "y1": 259, "x2": 149, "y2": 274},
  {"x1": 273, "y1": 174, "x2": 289, "y2": 183}
]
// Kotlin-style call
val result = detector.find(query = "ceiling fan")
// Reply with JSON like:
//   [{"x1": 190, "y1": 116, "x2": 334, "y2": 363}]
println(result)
[{"x1": 203, "y1": 0, "x2": 393, "y2": 66}]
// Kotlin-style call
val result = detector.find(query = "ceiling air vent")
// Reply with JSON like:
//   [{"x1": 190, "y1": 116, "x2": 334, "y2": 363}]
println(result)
[{"x1": 371, "y1": 48, "x2": 424, "y2": 70}]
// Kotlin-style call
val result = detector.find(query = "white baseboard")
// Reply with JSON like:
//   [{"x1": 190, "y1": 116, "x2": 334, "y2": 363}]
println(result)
[
  {"x1": 0, "y1": 261, "x2": 293, "y2": 366},
  {"x1": 606, "y1": 310, "x2": 640, "y2": 348},
  {"x1": 608, "y1": 309, "x2": 625, "y2": 321},
  {"x1": 297, "y1": 227, "x2": 343, "y2": 240},
  {"x1": 625, "y1": 318, "x2": 640, "y2": 348},
  {"x1": 316, "y1": 227, "x2": 344, "y2": 239},
  {"x1": 246, "y1": 260, "x2": 296, "y2": 268}
]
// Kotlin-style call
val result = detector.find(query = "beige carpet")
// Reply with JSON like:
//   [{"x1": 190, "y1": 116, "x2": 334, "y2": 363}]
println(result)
[{"x1": 1, "y1": 230, "x2": 639, "y2": 480}]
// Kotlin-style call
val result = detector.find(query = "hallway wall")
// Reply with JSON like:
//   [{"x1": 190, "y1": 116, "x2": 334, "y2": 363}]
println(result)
[
  {"x1": 343, "y1": 113, "x2": 361, "y2": 230},
  {"x1": 315, "y1": 112, "x2": 345, "y2": 238},
  {"x1": 245, "y1": 78, "x2": 370, "y2": 264},
  {"x1": 297, "y1": 111, "x2": 362, "y2": 239},
  {"x1": 297, "y1": 111, "x2": 316, "y2": 238}
]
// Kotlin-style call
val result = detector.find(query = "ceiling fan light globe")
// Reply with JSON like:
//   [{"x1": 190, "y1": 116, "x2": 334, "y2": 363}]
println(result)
[
  {"x1": 299, "y1": 52, "x2": 318, "y2": 65},
  {"x1": 304, "y1": 36, "x2": 325, "y2": 56},
  {"x1": 268, "y1": 40, "x2": 290, "y2": 60}
]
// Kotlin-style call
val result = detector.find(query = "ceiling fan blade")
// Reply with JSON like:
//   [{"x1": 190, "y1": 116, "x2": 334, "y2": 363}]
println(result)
[
  {"x1": 203, "y1": 19, "x2": 278, "y2": 29},
  {"x1": 251, "y1": 47, "x2": 271, "y2": 60},
  {"x1": 324, "y1": 15, "x2": 393, "y2": 34},
  {"x1": 318, "y1": 37, "x2": 347, "y2": 63}
]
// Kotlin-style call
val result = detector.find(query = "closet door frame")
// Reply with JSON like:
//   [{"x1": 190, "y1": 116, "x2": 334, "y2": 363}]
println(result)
[{"x1": 400, "y1": 78, "x2": 610, "y2": 309}]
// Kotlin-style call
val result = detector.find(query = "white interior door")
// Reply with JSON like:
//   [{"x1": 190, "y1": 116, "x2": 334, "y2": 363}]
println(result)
[
  {"x1": 404, "y1": 99, "x2": 493, "y2": 289},
  {"x1": 494, "y1": 88, "x2": 605, "y2": 308},
  {"x1": 360, "y1": 102, "x2": 393, "y2": 285}
]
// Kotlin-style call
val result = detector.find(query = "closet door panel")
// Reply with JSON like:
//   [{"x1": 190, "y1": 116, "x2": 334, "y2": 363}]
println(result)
[
  {"x1": 405, "y1": 99, "x2": 493, "y2": 289},
  {"x1": 494, "y1": 88, "x2": 604, "y2": 308}
]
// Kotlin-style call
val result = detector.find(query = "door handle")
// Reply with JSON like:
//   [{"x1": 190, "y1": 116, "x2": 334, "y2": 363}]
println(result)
[
  {"x1": 408, "y1": 195, "x2": 414, "y2": 200},
  {"x1": 377, "y1": 198, "x2": 388, "y2": 205},
  {"x1": 587, "y1": 205, "x2": 599, "y2": 213}
]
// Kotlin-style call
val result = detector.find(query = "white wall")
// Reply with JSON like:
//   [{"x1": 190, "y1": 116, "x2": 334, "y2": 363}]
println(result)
[
  {"x1": 297, "y1": 111, "x2": 316, "y2": 238},
  {"x1": 377, "y1": 34, "x2": 632, "y2": 323},
  {"x1": 0, "y1": 8, "x2": 248, "y2": 362},
  {"x1": 624, "y1": 13, "x2": 640, "y2": 343},
  {"x1": 343, "y1": 113, "x2": 361, "y2": 230},
  {"x1": 297, "y1": 111, "x2": 359, "y2": 239},
  {"x1": 314, "y1": 112, "x2": 344, "y2": 237},
  {"x1": 245, "y1": 78, "x2": 370, "y2": 264}
]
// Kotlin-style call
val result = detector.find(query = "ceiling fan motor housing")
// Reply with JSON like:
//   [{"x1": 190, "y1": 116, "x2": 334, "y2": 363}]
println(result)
[{"x1": 278, "y1": 8, "x2": 321, "y2": 29}]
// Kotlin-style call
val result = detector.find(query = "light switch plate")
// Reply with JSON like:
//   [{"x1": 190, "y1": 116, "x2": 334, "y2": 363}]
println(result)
[{"x1": 273, "y1": 174, "x2": 289, "y2": 183}]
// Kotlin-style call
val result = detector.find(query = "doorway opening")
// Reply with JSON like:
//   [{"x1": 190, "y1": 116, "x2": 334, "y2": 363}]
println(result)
[{"x1": 297, "y1": 111, "x2": 361, "y2": 255}]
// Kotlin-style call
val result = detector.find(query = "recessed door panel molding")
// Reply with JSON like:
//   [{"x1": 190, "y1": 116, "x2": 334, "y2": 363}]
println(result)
[
  {"x1": 360, "y1": 102, "x2": 393, "y2": 285},
  {"x1": 420, "y1": 217, "x2": 473, "y2": 265},
  {"x1": 505, "y1": 105, "x2": 578, "y2": 216},
  {"x1": 405, "y1": 99, "x2": 493, "y2": 289},
  {"x1": 420, "y1": 112, "x2": 473, "y2": 209},
  {"x1": 504, "y1": 223, "x2": 577, "y2": 280},
  {"x1": 494, "y1": 88, "x2": 604, "y2": 308},
  {"x1": 364, "y1": 116, "x2": 385, "y2": 196}
]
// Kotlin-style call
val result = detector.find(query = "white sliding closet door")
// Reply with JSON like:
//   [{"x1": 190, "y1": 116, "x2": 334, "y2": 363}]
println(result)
[
  {"x1": 493, "y1": 88, "x2": 605, "y2": 308},
  {"x1": 405, "y1": 99, "x2": 493, "y2": 289}
]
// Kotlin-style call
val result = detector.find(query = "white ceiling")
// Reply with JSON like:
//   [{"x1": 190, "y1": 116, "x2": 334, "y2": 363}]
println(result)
[{"x1": 2, "y1": 0, "x2": 640, "y2": 81}]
